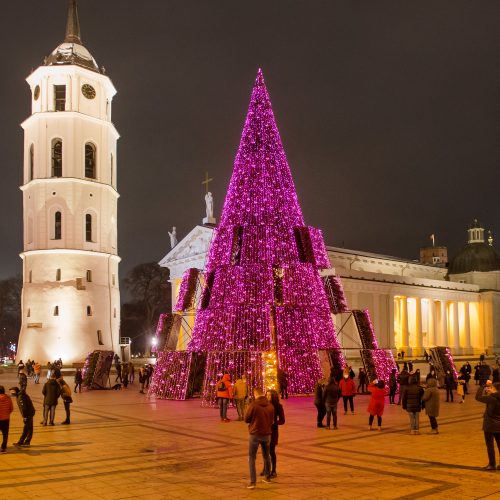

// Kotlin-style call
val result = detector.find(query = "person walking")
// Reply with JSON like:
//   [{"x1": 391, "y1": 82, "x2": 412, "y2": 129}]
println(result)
[
  {"x1": 115, "y1": 361, "x2": 122, "y2": 383},
  {"x1": 216, "y1": 373, "x2": 233, "y2": 422},
  {"x1": 457, "y1": 375, "x2": 466, "y2": 403},
  {"x1": 422, "y1": 378, "x2": 440, "y2": 434},
  {"x1": 460, "y1": 364, "x2": 471, "y2": 394},
  {"x1": 244, "y1": 387, "x2": 274, "y2": 489},
  {"x1": 367, "y1": 380, "x2": 386, "y2": 431},
  {"x1": 57, "y1": 374, "x2": 73, "y2": 424},
  {"x1": 475, "y1": 382, "x2": 500, "y2": 470},
  {"x1": 129, "y1": 362, "x2": 135, "y2": 384},
  {"x1": 478, "y1": 363, "x2": 493, "y2": 386},
  {"x1": 444, "y1": 370, "x2": 455, "y2": 402},
  {"x1": 397, "y1": 366, "x2": 410, "y2": 405},
  {"x1": 426, "y1": 368, "x2": 437, "y2": 382},
  {"x1": 138, "y1": 367, "x2": 146, "y2": 393},
  {"x1": 389, "y1": 369, "x2": 398, "y2": 405},
  {"x1": 0, "y1": 386, "x2": 13, "y2": 452},
  {"x1": 402, "y1": 376, "x2": 424, "y2": 435},
  {"x1": 474, "y1": 363, "x2": 480, "y2": 385},
  {"x1": 268, "y1": 390, "x2": 285, "y2": 478},
  {"x1": 46, "y1": 361, "x2": 52, "y2": 381},
  {"x1": 233, "y1": 374, "x2": 248, "y2": 421},
  {"x1": 17, "y1": 360, "x2": 25, "y2": 377},
  {"x1": 145, "y1": 364, "x2": 153, "y2": 388},
  {"x1": 339, "y1": 373, "x2": 356, "y2": 415},
  {"x1": 9, "y1": 386, "x2": 36, "y2": 447},
  {"x1": 41, "y1": 373, "x2": 61, "y2": 426},
  {"x1": 74, "y1": 368, "x2": 83, "y2": 393},
  {"x1": 18, "y1": 370, "x2": 28, "y2": 393},
  {"x1": 277, "y1": 370, "x2": 288, "y2": 400},
  {"x1": 357, "y1": 368, "x2": 368, "y2": 394},
  {"x1": 33, "y1": 362, "x2": 41, "y2": 384},
  {"x1": 314, "y1": 378, "x2": 327, "y2": 427},
  {"x1": 324, "y1": 377, "x2": 341, "y2": 430},
  {"x1": 122, "y1": 363, "x2": 129, "y2": 389}
]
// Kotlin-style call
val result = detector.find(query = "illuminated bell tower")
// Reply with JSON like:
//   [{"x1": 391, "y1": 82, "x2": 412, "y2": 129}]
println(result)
[{"x1": 16, "y1": 0, "x2": 120, "y2": 364}]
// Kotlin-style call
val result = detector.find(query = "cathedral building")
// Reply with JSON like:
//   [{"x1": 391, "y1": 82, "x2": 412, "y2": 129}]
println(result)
[
  {"x1": 16, "y1": 1, "x2": 121, "y2": 365},
  {"x1": 161, "y1": 221, "x2": 499, "y2": 358}
]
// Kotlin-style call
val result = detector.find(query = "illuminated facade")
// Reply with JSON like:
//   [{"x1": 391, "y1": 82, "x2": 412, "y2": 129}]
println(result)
[
  {"x1": 16, "y1": 1, "x2": 121, "y2": 364},
  {"x1": 162, "y1": 226, "x2": 499, "y2": 358}
]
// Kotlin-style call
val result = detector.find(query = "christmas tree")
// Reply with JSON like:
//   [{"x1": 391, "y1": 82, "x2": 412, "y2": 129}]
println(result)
[{"x1": 151, "y1": 69, "x2": 344, "y2": 400}]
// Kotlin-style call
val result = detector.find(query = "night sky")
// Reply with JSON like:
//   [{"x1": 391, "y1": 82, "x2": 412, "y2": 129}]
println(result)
[{"x1": 1, "y1": 1, "x2": 499, "y2": 283}]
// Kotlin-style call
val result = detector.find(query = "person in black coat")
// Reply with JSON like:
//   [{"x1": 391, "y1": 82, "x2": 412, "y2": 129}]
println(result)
[
  {"x1": 397, "y1": 368, "x2": 410, "y2": 405},
  {"x1": 41, "y1": 374, "x2": 61, "y2": 426},
  {"x1": 314, "y1": 379, "x2": 326, "y2": 428},
  {"x1": 478, "y1": 363, "x2": 493, "y2": 385},
  {"x1": 9, "y1": 386, "x2": 36, "y2": 447},
  {"x1": 402, "y1": 376, "x2": 424, "y2": 435},
  {"x1": 324, "y1": 378, "x2": 341, "y2": 429},
  {"x1": 277, "y1": 370, "x2": 288, "y2": 400},
  {"x1": 444, "y1": 370, "x2": 456, "y2": 402},
  {"x1": 357, "y1": 368, "x2": 368, "y2": 394},
  {"x1": 476, "y1": 382, "x2": 500, "y2": 470},
  {"x1": 268, "y1": 390, "x2": 285, "y2": 478},
  {"x1": 389, "y1": 369, "x2": 398, "y2": 405}
]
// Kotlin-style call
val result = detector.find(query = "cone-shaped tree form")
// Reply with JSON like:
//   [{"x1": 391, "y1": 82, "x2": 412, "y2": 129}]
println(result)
[
  {"x1": 186, "y1": 69, "x2": 344, "y2": 399},
  {"x1": 219, "y1": 69, "x2": 304, "y2": 229}
]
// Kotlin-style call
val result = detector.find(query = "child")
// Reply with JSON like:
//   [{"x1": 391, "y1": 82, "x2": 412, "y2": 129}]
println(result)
[{"x1": 457, "y1": 376, "x2": 466, "y2": 403}]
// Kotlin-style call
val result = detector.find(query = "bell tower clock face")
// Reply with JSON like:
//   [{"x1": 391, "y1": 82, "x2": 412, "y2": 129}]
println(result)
[{"x1": 81, "y1": 84, "x2": 96, "y2": 99}]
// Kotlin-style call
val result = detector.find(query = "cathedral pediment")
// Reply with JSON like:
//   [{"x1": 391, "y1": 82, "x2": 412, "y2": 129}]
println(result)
[{"x1": 159, "y1": 225, "x2": 214, "y2": 270}]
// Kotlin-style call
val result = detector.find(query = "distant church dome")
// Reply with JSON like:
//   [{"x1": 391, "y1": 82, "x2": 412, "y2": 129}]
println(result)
[{"x1": 448, "y1": 219, "x2": 500, "y2": 274}]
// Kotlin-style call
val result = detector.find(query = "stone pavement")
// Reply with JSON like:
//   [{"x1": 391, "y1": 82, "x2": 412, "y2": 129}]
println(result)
[{"x1": 0, "y1": 372, "x2": 499, "y2": 500}]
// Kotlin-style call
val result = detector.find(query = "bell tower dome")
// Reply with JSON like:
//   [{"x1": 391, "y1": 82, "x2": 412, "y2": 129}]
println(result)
[{"x1": 16, "y1": 0, "x2": 121, "y2": 364}]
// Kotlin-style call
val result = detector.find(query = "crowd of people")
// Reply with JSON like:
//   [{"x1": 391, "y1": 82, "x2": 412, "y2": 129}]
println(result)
[
  {"x1": 2, "y1": 355, "x2": 500, "y2": 484},
  {"x1": 0, "y1": 363, "x2": 72, "y2": 451},
  {"x1": 0, "y1": 357, "x2": 157, "y2": 452},
  {"x1": 214, "y1": 356, "x2": 500, "y2": 488}
]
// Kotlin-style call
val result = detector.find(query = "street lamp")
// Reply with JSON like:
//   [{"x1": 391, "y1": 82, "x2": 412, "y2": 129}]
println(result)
[{"x1": 150, "y1": 336, "x2": 158, "y2": 358}]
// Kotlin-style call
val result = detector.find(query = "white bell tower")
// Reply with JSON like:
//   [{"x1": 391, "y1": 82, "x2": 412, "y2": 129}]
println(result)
[{"x1": 16, "y1": 0, "x2": 121, "y2": 364}]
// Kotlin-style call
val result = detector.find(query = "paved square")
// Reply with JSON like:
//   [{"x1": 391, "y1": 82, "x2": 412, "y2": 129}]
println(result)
[{"x1": 0, "y1": 370, "x2": 499, "y2": 499}]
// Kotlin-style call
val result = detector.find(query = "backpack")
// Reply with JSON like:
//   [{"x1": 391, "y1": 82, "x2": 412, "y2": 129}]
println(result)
[{"x1": 217, "y1": 380, "x2": 226, "y2": 392}]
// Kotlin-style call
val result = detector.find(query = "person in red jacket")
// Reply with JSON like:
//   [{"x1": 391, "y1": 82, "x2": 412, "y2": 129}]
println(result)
[
  {"x1": 216, "y1": 373, "x2": 233, "y2": 422},
  {"x1": 0, "y1": 386, "x2": 14, "y2": 452},
  {"x1": 339, "y1": 373, "x2": 356, "y2": 415},
  {"x1": 367, "y1": 380, "x2": 386, "y2": 431}
]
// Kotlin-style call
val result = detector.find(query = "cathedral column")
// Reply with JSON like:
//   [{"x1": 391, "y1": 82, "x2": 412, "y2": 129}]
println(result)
[
  {"x1": 388, "y1": 295, "x2": 395, "y2": 351},
  {"x1": 427, "y1": 299, "x2": 437, "y2": 347},
  {"x1": 463, "y1": 301, "x2": 472, "y2": 352},
  {"x1": 439, "y1": 300, "x2": 448, "y2": 345},
  {"x1": 372, "y1": 294, "x2": 380, "y2": 337},
  {"x1": 400, "y1": 297, "x2": 410, "y2": 354},
  {"x1": 451, "y1": 301, "x2": 460, "y2": 353},
  {"x1": 414, "y1": 297, "x2": 423, "y2": 354}
]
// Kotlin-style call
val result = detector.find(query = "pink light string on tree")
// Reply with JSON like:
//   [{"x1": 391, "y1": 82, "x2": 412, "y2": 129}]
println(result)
[
  {"x1": 151, "y1": 69, "x2": 345, "y2": 401},
  {"x1": 189, "y1": 69, "x2": 344, "y2": 400}
]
